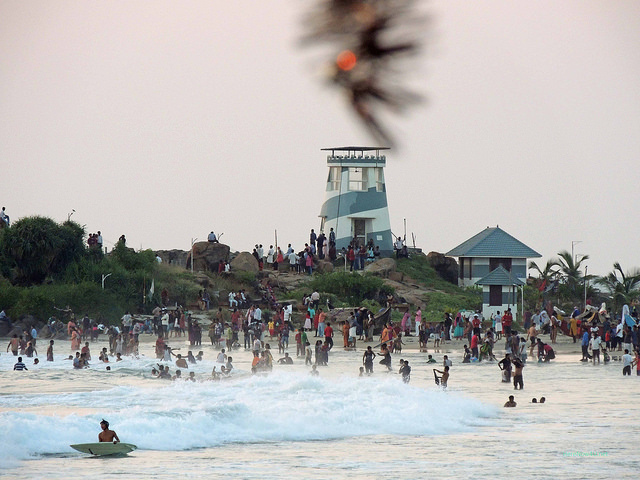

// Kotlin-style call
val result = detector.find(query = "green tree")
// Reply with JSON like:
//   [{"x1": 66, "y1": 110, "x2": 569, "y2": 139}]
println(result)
[
  {"x1": 0, "y1": 216, "x2": 86, "y2": 285},
  {"x1": 555, "y1": 250, "x2": 590, "y2": 303},
  {"x1": 596, "y1": 262, "x2": 640, "y2": 315}
]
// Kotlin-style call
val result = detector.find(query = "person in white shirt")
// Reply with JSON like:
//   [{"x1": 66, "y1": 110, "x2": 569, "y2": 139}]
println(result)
[
  {"x1": 622, "y1": 349, "x2": 633, "y2": 375},
  {"x1": 267, "y1": 246, "x2": 275, "y2": 266},
  {"x1": 615, "y1": 322, "x2": 624, "y2": 351},
  {"x1": 1, "y1": 207, "x2": 10, "y2": 227},
  {"x1": 589, "y1": 333, "x2": 602, "y2": 364},
  {"x1": 311, "y1": 291, "x2": 320, "y2": 309},
  {"x1": 121, "y1": 312, "x2": 132, "y2": 334},
  {"x1": 161, "y1": 311, "x2": 170, "y2": 336},
  {"x1": 253, "y1": 338, "x2": 262, "y2": 356},
  {"x1": 228, "y1": 292, "x2": 238, "y2": 308},
  {"x1": 216, "y1": 349, "x2": 227, "y2": 363}
]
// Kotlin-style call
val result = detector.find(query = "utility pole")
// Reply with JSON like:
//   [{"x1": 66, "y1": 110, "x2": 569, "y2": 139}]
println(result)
[{"x1": 584, "y1": 266, "x2": 588, "y2": 309}]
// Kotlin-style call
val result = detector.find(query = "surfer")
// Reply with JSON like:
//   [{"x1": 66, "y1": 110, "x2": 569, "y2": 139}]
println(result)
[{"x1": 98, "y1": 420, "x2": 120, "y2": 443}]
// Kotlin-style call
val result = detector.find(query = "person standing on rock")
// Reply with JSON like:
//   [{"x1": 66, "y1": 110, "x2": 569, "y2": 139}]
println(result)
[
  {"x1": 310, "y1": 229, "x2": 317, "y2": 253},
  {"x1": 317, "y1": 232, "x2": 325, "y2": 259},
  {"x1": 267, "y1": 245, "x2": 275, "y2": 269}
]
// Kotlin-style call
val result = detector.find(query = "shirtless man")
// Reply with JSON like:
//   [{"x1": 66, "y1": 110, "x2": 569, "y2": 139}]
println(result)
[
  {"x1": 98, "y1": 419, "x2": 120, "y2": 443},
  {"x1": 512, "y1": 358, "x2": 524, "y2": 390},
  {"x1": 504, "y1": 395, "x2": 517, "y2": 408},
  {"x1": 175, "y1": 354, "x2": 188, "y2": 369},
  {"x1": 433, "y1": 366, "x2": 449, "y2": 388},
  {"x1": 527, "y1": 323, "x2": 538, "y2": 359},
  {"x1": 7, "y1": 334, "x2": 19, "y2": 356}
]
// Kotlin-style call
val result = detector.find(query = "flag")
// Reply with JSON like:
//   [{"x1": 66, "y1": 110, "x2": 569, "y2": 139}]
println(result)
[
  {"x1": 538, "y1": 279, "x2": 547, "y2": 292},
  {"x1": 148, "y1": 279, "x2": 155, "y2": 300}
]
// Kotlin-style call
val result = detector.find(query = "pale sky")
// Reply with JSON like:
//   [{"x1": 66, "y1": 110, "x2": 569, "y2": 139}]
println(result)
[{"x1": 1, "y1": 1, "x2": 639, "y2": 276}]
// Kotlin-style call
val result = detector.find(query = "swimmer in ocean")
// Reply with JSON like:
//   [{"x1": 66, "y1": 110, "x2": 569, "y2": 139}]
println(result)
[{"x1": 433, "y1": 366, "x2": 449, "y2": 388}]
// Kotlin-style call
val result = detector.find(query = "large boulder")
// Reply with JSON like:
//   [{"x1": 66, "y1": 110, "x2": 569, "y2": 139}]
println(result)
[
  {"x1": 156, "y1": 249, "x2": 189, "y2": 268},
  {"x1": 364, "y1": 258, "x2": 397, "y2": 277},
  {"x1": 426, "y1": 251, "x2": 458, "y2": 285},
  {"x1": 230, "y1": 252, "x2": 259, "y2": 273},
  {"x1": 388, "y1": 271, "x2": 404, "y2": 283},
  {"x1": 186, "y1": 242, "x2": 230, "y2": 273},
  {"x1": 316, "y1": 260, "x2": 334, "y2": 274},
  {"x1": 193, "y1": 272, "x2": 213, "y2": 289}
]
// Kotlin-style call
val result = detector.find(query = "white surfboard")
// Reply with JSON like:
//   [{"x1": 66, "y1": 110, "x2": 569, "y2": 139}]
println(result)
[{"x1": 70, "y1": 442, "x2": 137, "y2": 456}]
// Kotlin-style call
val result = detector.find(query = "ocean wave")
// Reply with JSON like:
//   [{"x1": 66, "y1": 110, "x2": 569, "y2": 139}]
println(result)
[{"x1": 0, "y1": 371, "x2": 497, "y2": 466}]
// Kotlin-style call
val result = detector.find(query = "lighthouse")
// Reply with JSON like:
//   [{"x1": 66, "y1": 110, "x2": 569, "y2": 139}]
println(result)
[{"x1": 319, "y1": 146, "x2": 393, "y2": 255}]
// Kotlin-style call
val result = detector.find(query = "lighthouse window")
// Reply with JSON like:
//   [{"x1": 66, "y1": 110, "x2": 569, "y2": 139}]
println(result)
[
  {"x1": 327, "y1": 167, "x2": 341, "y2": 191},
  {"x1": 348, "y1": 168, "x2": 366, "y2": 191},
  {"x1": 375, "y1": 168, "x2": 384, "y2": 192}
]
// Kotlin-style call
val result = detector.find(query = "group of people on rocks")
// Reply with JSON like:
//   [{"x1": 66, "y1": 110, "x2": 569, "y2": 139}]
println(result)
[
  {"x1": 247, "y1": 227, "x2": 385, "y2": 275},
  {"x1": 344, "y1": 238, "x2": 381, "y2": 271}
]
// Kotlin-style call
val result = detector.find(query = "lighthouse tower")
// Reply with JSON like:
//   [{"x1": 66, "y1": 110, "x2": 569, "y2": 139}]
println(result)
[{"x1": 319, "y1": 146, "x2": 393, "y2": 255}]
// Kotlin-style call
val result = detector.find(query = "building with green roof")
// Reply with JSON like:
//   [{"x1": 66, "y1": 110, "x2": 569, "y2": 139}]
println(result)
[{"x1": 446, "y1": 226, "x2": 541, "y2": 319}]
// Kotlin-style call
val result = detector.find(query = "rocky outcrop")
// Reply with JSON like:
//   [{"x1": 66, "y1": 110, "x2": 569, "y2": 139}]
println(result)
[
  {"x1": 316, "y1": 260, "x2": 334, "y2": 274},
  {"x1": 426, "y1": 251, "x2": 458, "y2": 285},
  {"x1": 185, "y1": 242, "x2": 230, "y2": 273},
  {"x1": 230, "y1": 252, "x2": 259, "y2": 273},
  {"x1": 364, "y1": 258, "x2": 397, "y2": 277},
  {"x1": 156, "y1": 249, "x2": 189, "y2": 268}
]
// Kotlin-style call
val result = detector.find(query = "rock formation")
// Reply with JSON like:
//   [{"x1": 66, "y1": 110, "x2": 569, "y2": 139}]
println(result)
[
  {"x1": 230, "y1": 252, "x2": 259, "y2": 273},
  {"x1": 426, "y1": 251, "x2": 458, "y2": 285},
  {"x1": 364, "y1": 258, "x2": 397, "y2": 277},
  {"x1": 156, "y1": 249, "x2": 189, "y2": 268},
  {"x1": 185, "y1": 242, "x2": 230, "y2": 273}
]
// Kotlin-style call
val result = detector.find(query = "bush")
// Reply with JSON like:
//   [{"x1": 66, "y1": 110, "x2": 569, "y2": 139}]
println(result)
[
  {"x1": 0, "y1": 217, "x2": 86, "y2": 285},
  {"x1": 307, "y1": 272, "x2": 394, "y2": 305},
  {"x1": 421, "y1": 289, "x2": 482, "y2": 323}
]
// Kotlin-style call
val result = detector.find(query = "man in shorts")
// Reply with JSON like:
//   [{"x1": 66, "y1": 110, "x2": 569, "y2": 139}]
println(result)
[{"x1": 622, "y1": 349, "x2": 633, "y2": 376}]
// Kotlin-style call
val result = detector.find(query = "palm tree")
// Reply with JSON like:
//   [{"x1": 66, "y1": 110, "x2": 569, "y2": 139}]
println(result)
[
  {"x1": 528, "y1": 259, "x2": 560, "y2": 286},
  {"x1": 555, "y1": 250, "x2": 590, "y2": 303},
  {"x1": 596, "y1": 262, "x2": 640, "y2": 315}
]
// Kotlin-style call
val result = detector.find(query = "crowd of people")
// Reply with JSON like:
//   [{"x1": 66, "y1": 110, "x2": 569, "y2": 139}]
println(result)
[
  {"x1": 244, "y1": 228, "x2": 388, "y2": 275},
  {"x1": 6, "y1": 269, "x2": 640, "y2": 399}
]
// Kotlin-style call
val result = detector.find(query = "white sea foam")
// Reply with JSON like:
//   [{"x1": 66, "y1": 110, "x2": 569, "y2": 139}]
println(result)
[{"x1": 0, "y1": 370, "x2": 497, "y2": 466}]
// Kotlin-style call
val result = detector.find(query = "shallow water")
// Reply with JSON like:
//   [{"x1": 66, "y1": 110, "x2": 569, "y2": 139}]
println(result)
[{"x1": 1, "y1": 336, "x2": 638, "y2": 479}]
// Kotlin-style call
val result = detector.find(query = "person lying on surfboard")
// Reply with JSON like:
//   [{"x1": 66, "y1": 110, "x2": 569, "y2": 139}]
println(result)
[{"x1": 98, "y1": 419, "x2": 120, "y2": 443}]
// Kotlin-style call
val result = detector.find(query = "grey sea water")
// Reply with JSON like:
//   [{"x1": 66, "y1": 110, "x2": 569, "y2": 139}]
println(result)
[{"x1": 0, "y1": 337, "x2": 637, "y2": 479}]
